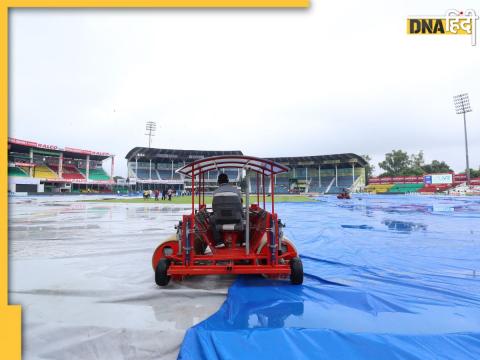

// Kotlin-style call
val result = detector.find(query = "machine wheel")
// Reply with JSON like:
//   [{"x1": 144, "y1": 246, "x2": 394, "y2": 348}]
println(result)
[
  {"x1": 290, "y1": 257, "x2": 303, "y2": 285},
  {"x1": 155, "y1": 259, "x2": 171, "y2": 286}
]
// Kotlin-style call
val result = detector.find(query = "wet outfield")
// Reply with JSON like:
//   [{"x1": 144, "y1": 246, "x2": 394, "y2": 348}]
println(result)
[{"x1": 8, "y1": 195, "x2": 480, "y2": 359}]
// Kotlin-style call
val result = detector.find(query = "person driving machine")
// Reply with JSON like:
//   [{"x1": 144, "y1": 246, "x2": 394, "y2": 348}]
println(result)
[{"x1": 211, "y1": 173, "x2": 243, "y2": 248}]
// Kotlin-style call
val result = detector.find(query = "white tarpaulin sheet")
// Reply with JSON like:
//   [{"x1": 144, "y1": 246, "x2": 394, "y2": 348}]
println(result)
[{"x1": 9, "y1": 196, "x2": 233, "y2": 360}]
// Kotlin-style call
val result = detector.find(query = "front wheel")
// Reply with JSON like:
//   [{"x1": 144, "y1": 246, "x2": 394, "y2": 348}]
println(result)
[
  {"x1": 290, "y1": 257, "x2": 303, "y2": 285},
  {"x1": 155, "y1": 259, "x2": 171, "y2": 286}
]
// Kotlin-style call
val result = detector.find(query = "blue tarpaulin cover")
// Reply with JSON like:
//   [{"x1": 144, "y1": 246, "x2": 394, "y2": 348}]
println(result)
[{"x1": 179, "y1": 195, "x2": 480, "y2": 359}]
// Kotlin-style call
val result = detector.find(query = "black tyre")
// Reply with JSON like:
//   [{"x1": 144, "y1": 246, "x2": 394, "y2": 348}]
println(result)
[
  {"x1": 290, "y1": 257, "x2": 303, "y2": 285},
  {"x1": 155, "y1": 259, "x2": 171, "y2": 286}
]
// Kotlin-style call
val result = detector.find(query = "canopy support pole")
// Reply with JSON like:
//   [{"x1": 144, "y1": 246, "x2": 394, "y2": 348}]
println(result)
[
  {"x1": 256, "y1": 172, "x2": 259, "y2": 205},
  {"x1": 202, "y1": 173, "x2": 205, "y2": 205},
  {"x1": 262, "y1": 170, "x2": 266, "y2": 209},
  {"x1": 197, "y1": 171, "x2": 201, "y2": 206},
  {"x1": 245, "y1": 170, "x2": 250, "y2": 255},
  {"x1": 271, "y1": 164, "x2": 275, "y2": 215},
  {"x1": 191, "y1": 164, "x2": 195, "y2": 214}
]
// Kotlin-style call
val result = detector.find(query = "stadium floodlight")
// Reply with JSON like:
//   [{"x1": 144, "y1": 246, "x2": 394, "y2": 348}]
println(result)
[
  {"x1": 145, "y1": 121, "x2": 157, "y2": 148},
  {"x1": 453, "y1": 93, "x2": 473, "y2": 185}
]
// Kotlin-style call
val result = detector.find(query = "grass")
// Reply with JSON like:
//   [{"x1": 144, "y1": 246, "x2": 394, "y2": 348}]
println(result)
[{"x1": 80, "y1": 195, "x2": 317, "y2": 204}]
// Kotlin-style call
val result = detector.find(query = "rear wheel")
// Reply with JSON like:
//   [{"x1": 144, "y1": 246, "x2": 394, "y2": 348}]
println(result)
[
  {"x1": 155, "y1": 259, "x2": 171, "y2": 286},
  {"x1": 290, "y1": 257, "x2": 303, "y2": 285}
]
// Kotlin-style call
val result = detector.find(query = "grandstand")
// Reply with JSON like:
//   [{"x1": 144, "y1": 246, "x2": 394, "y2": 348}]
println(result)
[
  {"x1": 8, "y1": 137, "x2": 114, "y2": 193},
  {"x1": 125, "y1": 148, "x2": 367, "y2": 194},
  {"x1": 125, "y1": 148, "x2": 243, "y2": 191},
  {"x1": 264, "y1": 154, "x2": 367, "y2": 194},
  {"x1": 366, "y1": 174, "x2": 480, "y2": 194}
]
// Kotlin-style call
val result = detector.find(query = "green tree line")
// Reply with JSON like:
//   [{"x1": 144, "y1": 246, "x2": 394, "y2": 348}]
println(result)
[{"x1": 362, "y1": 150, "x2": 480, "y2": 178}]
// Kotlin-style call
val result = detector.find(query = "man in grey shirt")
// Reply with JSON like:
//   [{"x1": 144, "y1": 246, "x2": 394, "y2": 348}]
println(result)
[
  {"x1": 213, "y1": 173, "x2": 241, "y2": 197},
  {"x1": 211, "y1": 173, "x2": 243, "y2": 247}
]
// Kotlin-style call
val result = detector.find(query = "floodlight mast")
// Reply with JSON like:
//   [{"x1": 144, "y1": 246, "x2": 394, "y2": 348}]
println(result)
[
  {"x1": 453, "y1": 93, "x2": 473, "y2": 185},
  {"x1": 145, "y1": 121, "x2": 157, "y2": 148}
]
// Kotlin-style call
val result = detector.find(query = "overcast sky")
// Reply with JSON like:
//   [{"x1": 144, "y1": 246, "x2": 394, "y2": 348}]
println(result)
[{"x1": 10, "y1": 0, "x2": 480, "y2": 176}]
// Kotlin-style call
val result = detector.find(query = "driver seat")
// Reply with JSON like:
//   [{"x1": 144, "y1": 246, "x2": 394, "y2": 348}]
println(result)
[{"x1": 212, "y1": 191, "x2": 244, "y2": 232}]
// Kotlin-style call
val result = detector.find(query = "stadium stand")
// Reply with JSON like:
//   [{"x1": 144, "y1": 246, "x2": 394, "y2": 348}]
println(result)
[
  {"x1": 207, "y1": 170, "x2": 219, "y2": 180},
  {"x1": 79, "y1": 168, "x2": 111, "y2": 181},
  {"x1": 133, "y1": 168, "x2": 160, "y2": 180},
  {"x1": 327, "y1": 186, "x2": 348, "y2": 194},
  {"x1": 125, "y1": 148, "x2": 244, "y2": 191},
  {"x1": 49, "y1": 164, "x2": 85, "y2": 180},
  {"x1": 366, "y1": 174, "x2": 474, "y2": 194},
  {"x1": 275, "y1": 176, "x2": 290, "y2": 194},
  {"x1": 8, "y1": 137, "x2": 113, "y2": 193},
  {"x1": 223, "y1": 169, "x2": 240, "y2": 181},
  {"x1": 157, "y1": 170, "x2": 181, "y2": 180},
  {"x1": 418, "y1": 184, "x2": 452, "y2": 193},
  {"x1": 8, "y1": 167, "x2": 28, "y2": 177},
  {"x1": 388, "y1": 184, "x2": 424, "y2": 193},
  {"x1": 33, "y1": 165, "x2": 58, "y2": 179},
  {"x1": 266, "y1": 155, "x2": 367, "y2": 194},
  {"x1": 125, "y1": 148, "x2": 367, "y2": 193},
  {"x1": 365, "y1": 184, "x2": 394, "y2": 193}
]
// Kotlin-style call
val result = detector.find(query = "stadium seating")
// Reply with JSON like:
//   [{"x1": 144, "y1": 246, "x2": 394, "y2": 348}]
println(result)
[
  {"x1": 274, "y1": 185, "x2": 290, "y2": 194},
  {"x1": 8, "y1": 167, "x2": 28, "y2": 177},
  {"x1": 49, "y1": 164, "x2": 85, "y2": 180},
  {"x1": 158, "y1": 170, "x2": 181, "y2": 180},
  {"x1": 307, "y1": 179, "x2": 320, "y2": 192},
  {"x1": 320, "y1": 175, "x2": 335, "y2": 188},
  {"x1": 271, "y1": 177, "x2": 290, "y2": 194},
  {"x1": 133, "y1": 169, "x2": 159, "y2": 180},
  {"x1": 365, "y1": 184, "x2": 394, "y2": 193},
  {"x1": 336, "y1": 175, "x2": 356, "y2": 187},
  {"x1": 20, "y1": 166, "x2": 30, "y2": 174},
  {"x1": 207, "y1": 171, "x2": 219, "y2": 180},
  {"x1": 223, "y1": 169, "x2": 239, "y2": 180},
  {"x1": 418, "y1": 184, "x2": 451, "y2": 193},
  {"x1": 88, "y1": 169, "x2": 110, "y2": 181},
  {"x1": 33, "y1": 165, "x2": 58, "y2": 179},
  {"x1": 63, "y1": 165, "x2": 86, "y2": 180},
  {"x1": 387, "y1": 184, "x2": 424, "y2": 193},
  {"x1": 79, "y1": 168, "x2": 111, "y2": 181},
  {"x1": 327, "y1": 186, "x2": 347, "y2": 194}
]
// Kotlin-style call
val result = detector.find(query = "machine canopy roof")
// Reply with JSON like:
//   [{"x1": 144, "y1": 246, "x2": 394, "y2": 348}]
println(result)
[{"x1": 176, "y1": 155, "x2": 289, "y2": 178}]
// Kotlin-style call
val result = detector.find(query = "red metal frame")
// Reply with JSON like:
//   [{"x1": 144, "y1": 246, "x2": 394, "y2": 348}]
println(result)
[{"x1": 152, "y1": 155, "x2": 298, "y2": 279}]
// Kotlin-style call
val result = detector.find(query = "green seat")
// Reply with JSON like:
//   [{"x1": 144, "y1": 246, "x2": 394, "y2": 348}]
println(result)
[
  {"x1": 8, "y1": 167, "x2": 28, "y2": 177},
  {"x1": 79, "y1": 168, "x2": 111, "y2": 181},
  {"x1": 387, "y1": 183, "x2": 424, "y2": 193}
]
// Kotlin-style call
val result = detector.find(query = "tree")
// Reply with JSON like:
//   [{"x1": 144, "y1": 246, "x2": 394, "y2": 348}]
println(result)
[
  {"x1": 361, "y1": 155, "x2": 375, "y2": 178},
  {"x1": 460, "y1": 168, "x2": 480, "y2": 178},
  {"x1": 422, "y1": 160, "x2": 452, "y2": 174},
  {"x1": 406, "y1": 150, "x2": 426, "y2": 176},
  {"x1": 378, "y1": 150, "x2": 411, "y2": 176},
  {"x1": 410, "y1": 150, "x2": 425, "y2": 170}
]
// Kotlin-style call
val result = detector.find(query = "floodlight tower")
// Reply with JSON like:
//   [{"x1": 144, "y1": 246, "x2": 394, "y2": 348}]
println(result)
[
  {"x1": 453, "y1": 93, "x2": 472, "y2": 185},
  {"x1": 145, "y1": 121, "x2": 156, "y2": 148}
]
